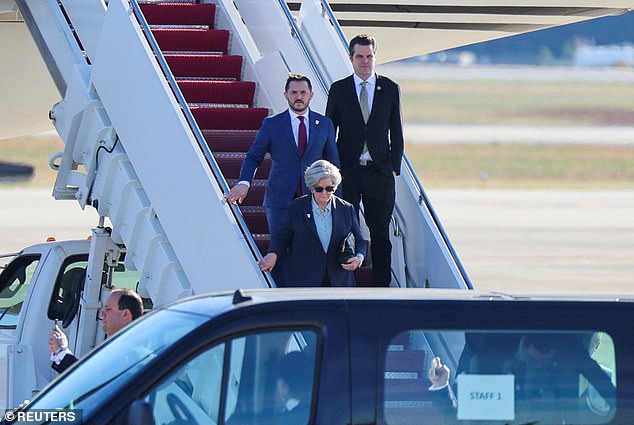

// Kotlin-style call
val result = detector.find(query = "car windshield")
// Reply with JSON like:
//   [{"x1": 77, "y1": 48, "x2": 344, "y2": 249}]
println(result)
[{"x1": 28, "y1": 308, "x2": 208, "y2": 414}]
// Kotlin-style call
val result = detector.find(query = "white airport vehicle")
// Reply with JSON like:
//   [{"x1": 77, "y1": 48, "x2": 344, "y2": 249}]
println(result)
[{"x1": 1, "y1": 0, "x2": 633, "y2": 413}]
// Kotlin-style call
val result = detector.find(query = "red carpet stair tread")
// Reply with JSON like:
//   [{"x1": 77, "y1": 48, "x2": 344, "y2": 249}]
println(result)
[
  {"x1": 164, "y1": 54, "x2": 244, "y2": 80},
  {"x1": 191, "y1": 108, "x2": 268, "y2": 131},
  {"x1": 139, "y1": 3, "x2": 216, "y2": 28},
  {"x1": 213, "y1": 153, "x2": 271, "y2": 180},
  {"x1": 202, "y1": 130, "x2": 257, "y2": 152},
  {"x1": 178, "y1": 81, "x2": 256, "y2": 106},
  {"x1": 152, "y1": 29, "x2": 230, "y2": 54}
]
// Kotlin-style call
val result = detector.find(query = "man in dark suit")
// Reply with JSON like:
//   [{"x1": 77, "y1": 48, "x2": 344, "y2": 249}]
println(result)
[
  {"x1": 326, "y1": 34, "x2": 404, "y2": 287},
  {"x1": 227, "y1": 73, "x2": 340, "y2": 237},
  {"x1": 48, "y1": 288, "x2": 143, "y2": 373}
]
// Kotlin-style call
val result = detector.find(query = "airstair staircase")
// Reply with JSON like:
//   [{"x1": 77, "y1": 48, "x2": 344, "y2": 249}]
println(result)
[
  {"x1": 16, "y1": 0, "x2": 471, "y2": 309},
  {"x1": 136, "y1": 1, "x2": 372, "y2": 286}
]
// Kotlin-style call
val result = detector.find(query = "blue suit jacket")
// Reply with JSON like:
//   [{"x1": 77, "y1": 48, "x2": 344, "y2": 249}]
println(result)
[
  {"x1": 238, "y1": 110, "x2": 340, "y2": 208},
  {"x1": 269, "y1": 195, "x2": 367, "y2": 287}
]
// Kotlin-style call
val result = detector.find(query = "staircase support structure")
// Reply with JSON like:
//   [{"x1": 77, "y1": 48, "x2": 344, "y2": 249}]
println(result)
[{"x1": 17, "y1": 0, "x2": 271, "y2": 309}]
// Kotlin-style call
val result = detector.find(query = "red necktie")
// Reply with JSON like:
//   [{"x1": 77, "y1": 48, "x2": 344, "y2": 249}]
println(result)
[
  {"x1": 298, "y1": 116, "x2": 307, "y2": 157},
  {"x1": 296, "y1": 116, "x2": 307, "y2": 197}
]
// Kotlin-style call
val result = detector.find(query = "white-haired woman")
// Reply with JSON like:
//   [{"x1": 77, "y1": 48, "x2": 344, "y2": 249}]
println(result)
[{"x1": 259, "y1": 160, "x2": 367, "y2": 287}]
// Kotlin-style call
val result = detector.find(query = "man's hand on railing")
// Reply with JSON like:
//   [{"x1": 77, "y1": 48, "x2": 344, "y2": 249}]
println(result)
[{"x1": 227, "y1": 183, "x2": 249, "y2": 204}]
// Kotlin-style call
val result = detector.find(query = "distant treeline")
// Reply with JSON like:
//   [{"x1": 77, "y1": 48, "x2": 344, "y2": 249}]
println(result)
[{"x1": 431, "y1": 12, "x2": 634, "y2": 65}]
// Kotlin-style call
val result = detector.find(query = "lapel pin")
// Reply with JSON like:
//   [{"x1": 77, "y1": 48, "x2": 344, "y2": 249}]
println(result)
[
  {"x1": 377, "y1": 86, "x2": 382, "y2": 91},
  {"x1": 315, "y1": 120, "x2": 319, "y2": 125},
  {"x1": 307, "y1": 213, "x2": 311, "y2": 219}
]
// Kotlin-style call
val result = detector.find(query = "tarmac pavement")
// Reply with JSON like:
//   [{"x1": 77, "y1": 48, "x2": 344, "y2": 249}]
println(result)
[{"x1": 427, "y1": 189, "x2": 634, "y2": 293}]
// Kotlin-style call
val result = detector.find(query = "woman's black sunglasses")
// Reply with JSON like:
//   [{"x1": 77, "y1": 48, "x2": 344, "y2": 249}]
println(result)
[{"x1": 313, "y1": 186, "x2": 335, "y2": 193}]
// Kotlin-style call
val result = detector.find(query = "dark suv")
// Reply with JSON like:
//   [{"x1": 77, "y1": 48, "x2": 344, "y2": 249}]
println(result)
[{"x1": 13, "y1": 288, "x2": 634, "y2": 425}]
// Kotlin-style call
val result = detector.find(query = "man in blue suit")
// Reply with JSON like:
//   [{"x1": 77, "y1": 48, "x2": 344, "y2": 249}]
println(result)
[{"x1": 228, "y1": 74, "x2": 340, "y2": 237}]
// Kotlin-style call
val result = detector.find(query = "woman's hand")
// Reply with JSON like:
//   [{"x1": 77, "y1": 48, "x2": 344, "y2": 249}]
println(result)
[
  {"x1": 258, "y1": 253, "x2": 278, "y2": 272},
  {"x1": 341, "y1": 256, "x2": 362, "y2": 271}
]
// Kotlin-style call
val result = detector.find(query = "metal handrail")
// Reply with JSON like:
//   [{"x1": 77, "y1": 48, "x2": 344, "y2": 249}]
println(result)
[
  {"x1": 128, "y1": 0, "x2": 272, "y2": 286},
  {"x1": 402, "y1": 155, "x2": 473, "y2": 289},
  {"x1": 276, "y1": 0, "x2": 329, "y2": 94},
  {"x1": 319, "y1": 0, "x2": 348, "y2": 51}
]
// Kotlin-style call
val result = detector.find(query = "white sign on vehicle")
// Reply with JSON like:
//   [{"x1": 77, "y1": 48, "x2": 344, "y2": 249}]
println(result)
[{"x1": 456, "y1": 374, "x2": 515, "y2": 421}]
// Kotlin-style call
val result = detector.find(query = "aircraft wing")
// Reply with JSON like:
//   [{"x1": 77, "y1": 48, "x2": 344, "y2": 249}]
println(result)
[
  {"x1": 4, "y1": 1, "x2": 633, "y2": 61},
  {"x1": 294, "y1": 1, "x2": 634, "y2": 63}
]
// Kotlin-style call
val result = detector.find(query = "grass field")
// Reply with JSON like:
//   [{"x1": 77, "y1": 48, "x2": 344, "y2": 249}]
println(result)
[
  {"x1": 0, "y1": 133, "x2": 64, "y2": 188},
  {"x1": 399, "y1": 76, "x2": 634, "y2": 188},
  {"x1": 407, "y1": 143, "x2": 634, "y2": 189},
  {"x1": 3, "y1": 133, "x2": 633, "y2": 190},
  {"x1": 398, "y1": 78, "x2": 634, "y2": 126},
  {"x1": 2, "y1": 74, "x2": 633, "y2": 190}
]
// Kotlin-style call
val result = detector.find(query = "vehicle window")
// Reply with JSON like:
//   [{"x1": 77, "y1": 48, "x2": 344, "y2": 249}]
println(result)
[
  {"x1": 27, "y1": 309, "x2": 207, "y2": 414},
  {"x1": 48, "y1": 256, "x2": 141, "y2": 322},
  {"x1": 144, "y1": 329, "x2": 318, "y2": 425},
  {"x1": 0, "y1": 254, "x2": 40, "y2": 328},
  {"x1": 111, "y1": 262, "x2": 140, "y2": 292},
  {"x1": 48, "y1": 255, "x2": 87, "y2": 323},
  {"x1": 382, "y1": 330, "x2": 616, "y2": 425}
]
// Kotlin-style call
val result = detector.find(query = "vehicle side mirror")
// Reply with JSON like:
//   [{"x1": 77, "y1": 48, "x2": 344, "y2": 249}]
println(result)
[{"x1": 127, "y1": 399, "x2": 155, "y2": 425}]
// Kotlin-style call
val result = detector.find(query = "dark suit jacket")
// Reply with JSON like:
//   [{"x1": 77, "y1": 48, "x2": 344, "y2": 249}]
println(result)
[
  {"x1": 52, "y1": 353, "x2": 78, "y2": 374},
  {"x1": 238, "y1": 110, "x2": 340, "y2": 208},
  {"x1": 326, "y1": 74, "x2": 404, "y2": 176},
  {"x1": 269, "y1": 195, "x2": 367, "y2": 287}
]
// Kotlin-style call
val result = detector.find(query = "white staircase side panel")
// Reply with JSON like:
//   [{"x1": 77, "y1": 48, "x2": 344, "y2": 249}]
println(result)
[
  {"x1": 89, "y1": 151, "x2": 191, "y2": 304},
  {"x1": 55, "y1": 0, "x2": 106, "y2": 61},
  {"x1": 48, "y1": 63, "x2": 93, "y2": 144},
  {"x1": 395, "y1": 175, "x2": 466, "y2": 289},
  {"x1": 389, "y1": 230, "x2": 407, "y2": 287},
  {"x1": 93, "y1": 153, "x2": 143, "y2": 237},
  {"x1": 213, "y1": 1, "x2": 277, "y2": 113},
  {"x1": 217, "y1": 0, "x2": 329, "y2": 113},
  {"x1": 54, "y1": 99, "x2": 116, "y2": 206},
  {"x1": 247, "y1": 53, "x2": 294, "y2": 113},
  {"x1": 142, "y1": 242, "x2": 192, "y2": 305},
  {"x1": 15, "y1": 0, "x2": 87, "y2": 95},
  {"x1": 91, "y1": 0, "x2": 265, "y2": 297},
  {"x1": 296, "y1": 0, "x2": 352, "y2": 85}
]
